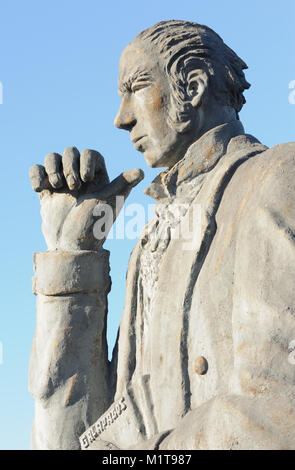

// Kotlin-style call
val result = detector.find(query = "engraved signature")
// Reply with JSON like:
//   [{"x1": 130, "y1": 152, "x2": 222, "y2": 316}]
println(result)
[{"x1": 80, "y1": 396, "x2": 127, "y2": 449}]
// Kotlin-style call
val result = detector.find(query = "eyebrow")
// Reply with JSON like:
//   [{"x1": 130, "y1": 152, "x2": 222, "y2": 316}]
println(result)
[{"x1": 119, "y1": 69, "x2": 153, "y2": 94}]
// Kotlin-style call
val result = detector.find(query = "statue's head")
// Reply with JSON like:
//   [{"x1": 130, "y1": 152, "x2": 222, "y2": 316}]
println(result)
[{"x1": 114, "y1": 20, "x2": 250, "y2": 168}]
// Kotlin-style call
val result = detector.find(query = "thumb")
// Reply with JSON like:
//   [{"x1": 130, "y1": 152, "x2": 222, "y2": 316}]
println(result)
[
  {"x1": 91, "y1": 168, "x2": 144, "y2": 247},
  {"x1": 94, "y1": 168, "x2": 144, "y2": 200}
]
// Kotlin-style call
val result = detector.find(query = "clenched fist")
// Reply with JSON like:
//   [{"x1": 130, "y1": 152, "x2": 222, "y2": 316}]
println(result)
[{"x1": 30, "y1": 147, "x2": 144, "y2": 251}]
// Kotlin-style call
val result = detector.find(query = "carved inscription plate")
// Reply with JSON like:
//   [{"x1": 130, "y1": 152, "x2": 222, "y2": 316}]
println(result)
[{"x1": 79, "y1": 397, "x2": 127, "y2": 449}]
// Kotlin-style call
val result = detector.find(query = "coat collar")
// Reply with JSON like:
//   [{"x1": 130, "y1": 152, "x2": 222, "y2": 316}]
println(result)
[{"x1": 144, "y1": 120, "x2": 245, "y2": 201}]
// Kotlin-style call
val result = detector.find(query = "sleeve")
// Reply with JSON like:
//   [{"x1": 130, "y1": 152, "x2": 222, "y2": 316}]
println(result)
[
  {"x1": 29, "y1": 249, "x2": 112, "y2": 450},
  {"x1": 159, "y1": 144, "x2": 295, "y2": 450}
]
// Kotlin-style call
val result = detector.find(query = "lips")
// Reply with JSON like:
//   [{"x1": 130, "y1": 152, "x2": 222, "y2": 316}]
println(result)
[
  {"x1": 131, "y1": 135, "x2": 147, "y2": 152},
  {"x1": 131, "y1": 135, "x2": 146, "y2": 144}
]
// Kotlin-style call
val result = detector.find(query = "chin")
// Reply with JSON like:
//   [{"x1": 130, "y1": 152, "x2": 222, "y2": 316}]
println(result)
[
  {"x1": 143, "y1": 153, "x2": 159, "y2": 168},
  {"x1": 143, "y1": 151, "x2": 170, "y2": 169}
]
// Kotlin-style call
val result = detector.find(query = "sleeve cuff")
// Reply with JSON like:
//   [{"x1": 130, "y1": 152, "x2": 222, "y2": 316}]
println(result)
[{"x1": 32, "y1": 249, "x2": 110, "y2": 296}]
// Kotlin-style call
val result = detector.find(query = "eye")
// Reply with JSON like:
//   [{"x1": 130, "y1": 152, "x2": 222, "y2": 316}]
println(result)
[{"x1": 131, "y1": 81, "x2": 151, "y2": 93}]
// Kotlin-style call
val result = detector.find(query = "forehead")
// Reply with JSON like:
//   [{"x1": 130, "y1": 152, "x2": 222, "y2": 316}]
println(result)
[{"x1": 118, "y1": 40, "x2": 161, "y2": 88}]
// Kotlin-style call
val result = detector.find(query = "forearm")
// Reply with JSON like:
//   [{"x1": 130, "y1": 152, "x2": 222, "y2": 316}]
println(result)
[{"x1": 29, "y1": 249, "x2": 111, "y2": 450}]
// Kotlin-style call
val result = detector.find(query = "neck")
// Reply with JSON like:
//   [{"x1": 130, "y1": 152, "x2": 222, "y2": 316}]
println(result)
[
  {"x1": 167, "y1": 108, "x2": 239, "y2": 169},
  {"x1": 196, "y1": 105, "x2": 238, "y2": 140}
]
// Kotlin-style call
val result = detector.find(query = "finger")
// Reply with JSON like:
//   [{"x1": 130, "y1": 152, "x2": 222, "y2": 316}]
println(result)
[
  {"x1": 29, "y1": 164, "x2": 49, "y2": 192},
  {"x1": 122, "y1": 168, "x2": 145, "y2": 188},
  {"x1": 95, "y1": 168, "x2": 144, "y2": 200},
  {"x1": 62, "y1": 146, "x2": 81, "y2": 190},
  {"x1": 80, "y1": 149, "x2": 109, "y2": 185},
  {"x1": 44, "y1": 152, "x2": 64, "y2": 189}
]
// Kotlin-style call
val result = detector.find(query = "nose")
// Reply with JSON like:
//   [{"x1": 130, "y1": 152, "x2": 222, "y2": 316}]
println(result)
[{"x1": 114, "y1": 98, "x2": 136, "y2": 131}]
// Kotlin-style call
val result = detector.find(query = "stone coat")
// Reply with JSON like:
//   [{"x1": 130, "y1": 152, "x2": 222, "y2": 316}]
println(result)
[{"x1": 30, "y1": 121, "x2": 295, "y2": 450}]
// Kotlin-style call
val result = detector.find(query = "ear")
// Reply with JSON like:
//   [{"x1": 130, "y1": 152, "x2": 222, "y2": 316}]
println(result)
[{"x1": 186, "y1": 70, "x2": 209, "y2": 108}]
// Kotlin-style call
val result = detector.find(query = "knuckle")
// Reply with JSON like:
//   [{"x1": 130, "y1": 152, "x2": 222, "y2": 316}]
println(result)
[
  {"x1": 66, "y1": 175, "x2": 81, "y2": 190},
  {"x1": 30, "y1": 164, "x2": 45, "y2": 177},
  {"x1": 64, "y1": 146, "x2": 79, "y2": 154},
  {"x1": 45, "y1": 152, "x2": 61, "y2": 173},
  {"x1": 29, "y1": 164, "x2": 46, "y2": 192},
  {"x1": 63, "y1": 146, "x2": 80, "y2": 162},
  {"x1": 62, "y1": 147, "x2": 80, "y2": 176},
  {"x1": 49, "y1": 173, "x2": 63, "y2": 189},
  {"x1": 80, "y1": 149, "x2": 95, "y2": 181}
]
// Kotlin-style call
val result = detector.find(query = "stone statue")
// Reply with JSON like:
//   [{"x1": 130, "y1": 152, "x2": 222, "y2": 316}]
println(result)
[{"x1": 29, "y1": 20, "x2": 295, "y2": 450}]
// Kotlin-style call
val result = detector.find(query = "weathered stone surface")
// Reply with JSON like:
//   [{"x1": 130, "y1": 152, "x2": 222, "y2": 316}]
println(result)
[
  {"x1": 29, "y1": 20, "x2": 295, "y2": 450},
  {"x1": 32, "y1": 250, "x2": 110, "y2": 296}
]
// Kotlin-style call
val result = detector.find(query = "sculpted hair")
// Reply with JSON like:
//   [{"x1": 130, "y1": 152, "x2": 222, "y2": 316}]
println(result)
[{"x1": 137, "y1": 20, "x2": 250, "y2": 132}]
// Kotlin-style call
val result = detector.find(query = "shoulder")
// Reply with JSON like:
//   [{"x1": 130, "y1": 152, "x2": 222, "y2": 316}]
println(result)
[
  {"x1": 228, "y1": 140, "x2": 295, "y2": 205},
  {"x1": 215, "y1": 139, "x2": 295, "y2": 235},
  {"x1": 251, "y1": 141, "x2": 295, "y2": 173}
]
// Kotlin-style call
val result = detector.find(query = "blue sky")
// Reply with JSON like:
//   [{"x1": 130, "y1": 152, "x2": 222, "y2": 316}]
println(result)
[{"x1": 0, "y1": 0, "x2": 294, "y2": 450}]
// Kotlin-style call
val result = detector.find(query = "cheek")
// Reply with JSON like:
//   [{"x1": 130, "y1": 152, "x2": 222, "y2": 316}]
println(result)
[
  {"x1": 149, "y1": 87, "x2": 165, "y2": 114},
  {"x1": 147, "y1": 88, "x2": 170, "y2": 141},
  {"x1": 136, "y1": 87, "x2": 166, "y2": 122}
]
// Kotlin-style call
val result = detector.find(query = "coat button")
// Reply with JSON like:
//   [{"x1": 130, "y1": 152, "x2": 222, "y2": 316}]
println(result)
[{"x1": 194, "y1": 356, "x2": 208, "y2": 375}]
